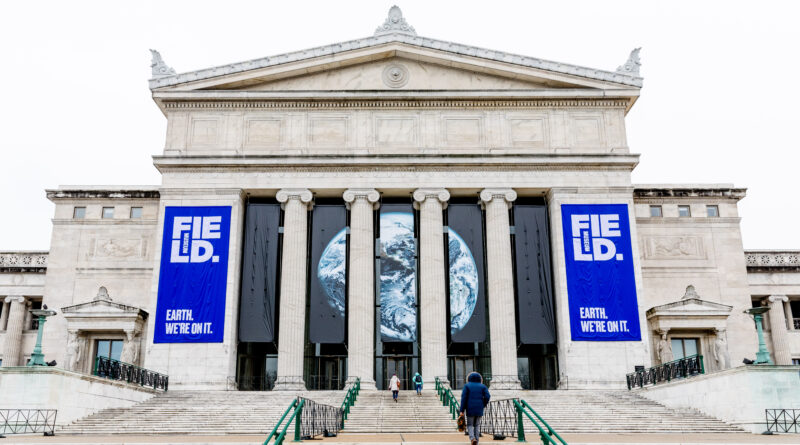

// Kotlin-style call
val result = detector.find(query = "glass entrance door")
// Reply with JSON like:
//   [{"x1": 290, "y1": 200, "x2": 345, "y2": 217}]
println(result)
[
  {"x1": 385, "y1": 357, "x2": 409, "y2": 390},
  {"x1": 449, "y1": 357, "x2": 476, "y2": 389}
]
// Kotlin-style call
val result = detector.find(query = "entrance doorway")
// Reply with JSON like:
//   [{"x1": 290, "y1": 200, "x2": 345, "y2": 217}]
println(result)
[
  {"x1": 517, "y1": 344, "x2": 558, "y2": 389},
  {"x1": 383, "y1": 357, "x2": 411, "y2": 390},
  {"x1": 449, "y1": 357, "x2": 476, "y2": 389}
]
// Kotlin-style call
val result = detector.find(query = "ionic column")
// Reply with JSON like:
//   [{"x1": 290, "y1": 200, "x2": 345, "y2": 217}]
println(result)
[
  {"x1": 274, "y1": 189, "x2": 313, "y2": 390},
  {"x1": 480, "y1": 188, "x2": 521, "y2": 389},
  {"x1": 2, "y1": 296, "x2": 27, "y2": 366},
  {"x1": 0, "y1": 300, "x2": 10, "y2": 331},
  {"x1": 344, "y1": 189, "x2": 380, "y2": 389},
  {"x1": 413, "y1": 188, "x2": 450, "y2": 385},
  {"x1": 767, "y1": 295, "x2": 791, "y2": 365}
]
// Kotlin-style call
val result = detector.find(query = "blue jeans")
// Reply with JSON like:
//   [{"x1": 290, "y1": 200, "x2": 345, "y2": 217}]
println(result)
[
  {"x1": 415, "y1": 383, "x2": 422, "y2": 394},
  {"x1": 467, "y1": 415, "x2": 482, "y2": 442},
  {"x1": 392, "y1": 390, "x2": 398, "y2": 400}
]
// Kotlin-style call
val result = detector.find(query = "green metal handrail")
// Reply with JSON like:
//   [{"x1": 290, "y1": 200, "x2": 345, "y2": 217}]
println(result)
[
  {"x1": 434, "y1": 377, "x2": 461, "y2": 420},
  {"x1": 514, "y1": 399, "x2": 567, "y2": 445},
  {"x1": 339, "y1": 377, "x2": 361, "y2": 427},
  {"x1": 264, "y1": 398, "x2": 305, "y2": 445}
]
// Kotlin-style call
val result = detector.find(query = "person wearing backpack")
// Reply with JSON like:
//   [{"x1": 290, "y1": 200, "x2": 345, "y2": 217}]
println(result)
[
  {"x1": 412, "y1": 372, "x2": 423, "y2": 396},
  {"x1": 459, "y1": 372, "x2": 490, "y2": 445}
]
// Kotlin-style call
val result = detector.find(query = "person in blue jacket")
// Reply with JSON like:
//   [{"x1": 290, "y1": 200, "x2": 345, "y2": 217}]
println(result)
[{"x1": 459, "y1": 372, "x2": 490, "y2": 445}]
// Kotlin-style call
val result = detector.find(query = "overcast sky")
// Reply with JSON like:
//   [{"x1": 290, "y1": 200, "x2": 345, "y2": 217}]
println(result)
[{"x1": 1, "y1": 0, "x2": 798, "y2": 251}]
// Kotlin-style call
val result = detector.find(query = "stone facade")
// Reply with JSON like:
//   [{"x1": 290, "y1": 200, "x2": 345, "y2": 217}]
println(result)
[{"x1": 1, "y1": 8, "x2": 798, "y2": 392}]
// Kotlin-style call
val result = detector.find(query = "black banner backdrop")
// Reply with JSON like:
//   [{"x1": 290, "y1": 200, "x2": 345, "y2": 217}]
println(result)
[
  {"x1": 447, "y1": 203, "x2": 486, "y2": 343},
  {"x1": 238, "y1": 202, "x2": 281, "y2": 342},
  {"x1": 309, "y1": 204, "x2": 347, "y2": 344},
  {"x1": 513, "y1": 204, "x2": 556, "y2": 344},
  {"x1": 379, "y1": 203, "x2": 417, "y2": 343}
]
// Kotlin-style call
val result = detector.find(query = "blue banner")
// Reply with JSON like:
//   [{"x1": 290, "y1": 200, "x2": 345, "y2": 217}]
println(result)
[
  {"x1": 154, "y1": 206, "x2": 231, "y2": 343},
  {"x1": 561, "y1": 204, "x2": 641, "y2": 341}
]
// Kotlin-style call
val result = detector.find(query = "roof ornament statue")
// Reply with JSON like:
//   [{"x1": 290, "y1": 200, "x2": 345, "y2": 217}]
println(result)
[
  {"x1": 150, "y1": 49, "x2": 176, "y2": 78},
  {"x1": 616, "y1": 47, "x2": 641, "y2": 76},
  {"x1": 681, "y1": 284, "x2": 700, "y2": 300},
  {"x1": 375, "y1": 6, "x2": 417, "y2": 36},
  {"x1": 94, "y1": 286, "x2": 112, "y2": 302}
]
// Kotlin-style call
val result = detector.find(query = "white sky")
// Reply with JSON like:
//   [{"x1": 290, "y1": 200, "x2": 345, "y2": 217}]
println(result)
[{"x1": 1, "y1": 0, "x2": 798, "y2": 250}]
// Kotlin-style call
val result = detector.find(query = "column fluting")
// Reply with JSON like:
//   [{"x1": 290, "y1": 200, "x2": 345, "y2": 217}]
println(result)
[
  {"x1": 767, "y1": 295, "x2": 791, "y2": 365},
  {"x1": 480, "y1": 189, "x2": 521, "y2": 389},
  {"x1": 343, "y1": 189, "x2": 380, "y2": 389},
  {"x1": 0, "y1": 300, "x2": 10, "y2": 331},
  {"x1": 274, "y1": 189, "x2": 313, "y2": 390},
  {"x1": 2, "y1": 296, "x2": 27, "y2": 367},
  {"x1": 413, "y1": 188, "x2": 450, "y2": 385}
]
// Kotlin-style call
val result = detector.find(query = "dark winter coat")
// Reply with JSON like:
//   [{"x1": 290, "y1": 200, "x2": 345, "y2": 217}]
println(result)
[{"x1": 459, "y1": 372, "x2": 491, "y2": 417}]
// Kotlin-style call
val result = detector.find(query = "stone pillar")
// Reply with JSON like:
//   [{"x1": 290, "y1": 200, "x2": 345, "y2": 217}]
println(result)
[
  {"x1": 2, "y1": 296, "x2": 27, "y2": 366},
  {"x1": 767, "y1": 295, "x2": 791, "y2": 365},
  {"x1": 0, "y1": 300, "x2": 10, "y2": 331},
  {"x1": 480, "y1": 188, "x2": 520, "y2": 389},
  {"x1": 343, "y1": 189, "x2": 380, "y2": 389},
  {"x1": 274, "y1": 189, "x2": 313, "y2": 390},
  {"x1": 413, "y1": 188, "x2": 450, "y2": 385}
]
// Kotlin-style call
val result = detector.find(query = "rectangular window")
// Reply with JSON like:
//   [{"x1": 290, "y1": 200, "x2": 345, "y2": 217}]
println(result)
[
  {"x1": 130, "y1": 207, "x2": 143, "y2": 219},
  {"x1": 95, "y1": 339, "x2": 124, "y2": 362},
  {"x1": 678, "y1": 205, "x2": 691, "y2": 217},
  {"x1": 73, "y1": 207, "x2": 86, "y2": 219},
  {"x1": 706, "y1": 205, "x2": 719, "y2": 217},
  {"x1": 792, "y1": 359, "x2": 800, "y2": 366},
  {"x1": 649, "y1": 205, "x2": 663, "y2": 217},
  {"x1": 102, "y1": 207, "x2": 114, "y2": 219},
  {"x1": 670, "y1": 337, "x2": 700, "y2": 360},
  {"x1": 28, "y1": 300, "x2": 42, "y2": 330}
]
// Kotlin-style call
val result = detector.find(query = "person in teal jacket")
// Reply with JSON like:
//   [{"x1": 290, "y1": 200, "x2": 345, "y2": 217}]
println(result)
[
  {"x1": 459, "y1": 372, "x2": 490, "y2": 445},
  {"x1": 412, "y1": 372, "x2": 423, "y2": 395}
]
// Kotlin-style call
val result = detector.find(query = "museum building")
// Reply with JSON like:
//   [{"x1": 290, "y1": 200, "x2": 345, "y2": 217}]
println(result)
[{"x1": 1, "y1": 7, "x2": 799, "y2": 393}]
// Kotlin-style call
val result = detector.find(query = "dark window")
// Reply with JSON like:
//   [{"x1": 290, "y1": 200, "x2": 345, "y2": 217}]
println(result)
[
  {"x1": 73, "y1": 207, "x2": 86, "y2": 219},
  {"x1": 130, "y1": 207, "x2": 143, "y2": 219},
  {"x1": 792, "y1": 359, "x2": 800, "y2": 366},
  {"x1": 671, "y1": 338, "x2": 700, "y2": 359},
  {"x1": 96, "y1": 339, "x2": 124, "y2": 362},
  {"x1": 649, "y1": 205, "x2": 662, "y2": 217},
  {"x1": 678, "y1": 205, "x2": 691, "y2": 217},
  {"x1": 706, "y1": 205, "x2": 719, "y2": 217},
  {"x1": 28, "y1": 300, "x2": 42, "y2": 330}
]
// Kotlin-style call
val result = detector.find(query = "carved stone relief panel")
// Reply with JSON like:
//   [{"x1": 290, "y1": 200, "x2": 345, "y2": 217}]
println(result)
[
  {"x1": 244, "y1": 117, "x2": 283, "y2": 149},
  {"x1": 442, "y1": 115, "x2": 484, "y2": 147},
  {"x1": 189, "y1": 117, "x2": 222, "y2": 148},
  {"x1": 374, "y1": 115, "x2": 419, "y2": 148},
  {"x1": 308, "y1": 115, "x2": 349, "y2": 148},
  {"x1": 644, "y1": 236, "x2": 706, "y2": 260},
  {"x1": 88, "y1": 238, "x2": 147, "y2": 260}
]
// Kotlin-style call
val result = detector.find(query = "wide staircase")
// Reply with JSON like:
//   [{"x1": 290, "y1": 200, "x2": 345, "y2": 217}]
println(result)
[
  {"x1": 491, "y1": 389, "x2": 744, "y2": 434},
  {"x1": 342, "y1": 390, "x2": 455, "y2": 433},
  {"x1": 57, "y1": 390, "x2": 343, "y2": 435}
]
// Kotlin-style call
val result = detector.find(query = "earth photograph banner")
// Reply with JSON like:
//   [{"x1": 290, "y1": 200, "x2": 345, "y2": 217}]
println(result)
[
  {"x1": 447, "y1": 203, "x2": 486, "y2": 343},
  {"x1": 309, "y1": 204, "x2": 347, "y2": 344},
  {"x1": 379, "y1": 203, "x2": 417, "y2": 343},
  {"x1": 154, "y1": 206, "x2": 231, "y2": 343},
  {"x1": 238, "y1": 202, "x2": 281, "y2": 343},
  {"x1": 560, "y1": 203, "x2": 641, "y2": 341}
]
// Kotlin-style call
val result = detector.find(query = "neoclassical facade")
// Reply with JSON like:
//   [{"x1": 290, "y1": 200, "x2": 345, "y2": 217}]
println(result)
[{"x1": 1, "y1": 8, "x2": 798, "y2": 391}]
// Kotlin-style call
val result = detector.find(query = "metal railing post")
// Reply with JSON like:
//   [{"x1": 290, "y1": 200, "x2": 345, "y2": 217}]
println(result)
[
  {"x1": 293, "y1": 399, "x2": 304, "y2": 442},
  {"x1": 515, "y1": 401, "x2": 526, "y2": 442}
]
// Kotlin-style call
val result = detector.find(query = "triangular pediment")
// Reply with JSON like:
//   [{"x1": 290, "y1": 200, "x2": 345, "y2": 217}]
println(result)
[
  {"x1": 647, "y1": 298, "x2": 733, "y2": 318},
  {"x1": 61, "y1": 298, "x2": 147, "y2": 319},
  {"x1": 151, "y1": 40, "x2": 641, "y2": 95}
]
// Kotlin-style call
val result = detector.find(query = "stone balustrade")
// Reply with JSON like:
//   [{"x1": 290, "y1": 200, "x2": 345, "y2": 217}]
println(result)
[{"x1": 0, "y1": 251, "x2": 48, "y2": 271}]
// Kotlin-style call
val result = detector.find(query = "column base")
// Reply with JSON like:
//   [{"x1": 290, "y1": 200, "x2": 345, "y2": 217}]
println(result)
[
  {"x1": 272, "y1": 376, "x2": 306, "y2": 391},
  {"x1": 346, "y1": 376, "x2": 377, "y2": 390},
  {"x1": 489, "y1": 375, "x2": 522, "y2": 390},
  {"x1": 424, "y1": 376, "x2": 449, "y2": 388}
]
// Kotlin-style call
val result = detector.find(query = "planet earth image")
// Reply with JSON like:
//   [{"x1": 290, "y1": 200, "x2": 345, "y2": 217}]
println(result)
[
  {"x1": 448, "y1": 228, "x2": 478, "y2": 335},
  {"x1": 317, "y1": 228, "x2": 347, "y2": 319},
  {"x1": 379, "y1": 212, "x2": 417, "y2": 342}
]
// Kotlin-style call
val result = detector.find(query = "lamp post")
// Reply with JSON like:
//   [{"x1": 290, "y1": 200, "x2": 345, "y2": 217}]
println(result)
[
  {"x1": 27, "y1": 307, "x2": 57, "y2": 366},
  {"x1": 744, "y1": 306, "x2": 773, "y2": 365}
]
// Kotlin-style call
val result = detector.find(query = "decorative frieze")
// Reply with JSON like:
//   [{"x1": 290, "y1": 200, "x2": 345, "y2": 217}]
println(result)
[
  {"x1": 745, "y1": 251, "x2": 800, "y2": 270},
  {"x1": 0, "y1": 252, "x2": 48, "y2": 272},
  {"x1": 163, "y1": 99, "x2": 631, "y2": 110}
]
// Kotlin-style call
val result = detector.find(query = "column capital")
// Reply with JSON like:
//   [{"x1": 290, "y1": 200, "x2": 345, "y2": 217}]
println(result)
[
  {"x1": 276, "y1": 188, "x2": 313, "y2": 209},
  {"x1": 412, "y1": 188, "x2": 450, "y2": 206},
  {"x1": 343, "y1": 188, "x2": 380, "y2": 209},
  {"x1": 768, "y1": 295, "x2": 789, "y2": 304},
  {"x1": 4, "y1": 296, "x2": 25, "y2": 304},
  {"x1": 480, "y1": 188, "x2": 517, "y2": 208}
]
